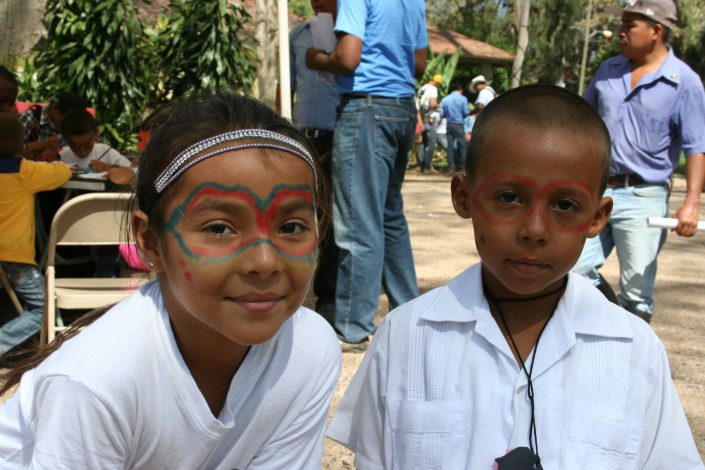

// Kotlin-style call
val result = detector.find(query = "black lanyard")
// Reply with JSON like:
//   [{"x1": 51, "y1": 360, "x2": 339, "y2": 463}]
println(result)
[{"x1": 484, "y1": 276, "x2": 568, "y2": 470}]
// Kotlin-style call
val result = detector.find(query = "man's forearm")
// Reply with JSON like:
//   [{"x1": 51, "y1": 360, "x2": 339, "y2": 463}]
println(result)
[
  {"x1": 684, "y1": 153, "x2": 705, "y2": 207},
  {"x1": 306, "y1": 34, "x2": 362, "y2": 76}
]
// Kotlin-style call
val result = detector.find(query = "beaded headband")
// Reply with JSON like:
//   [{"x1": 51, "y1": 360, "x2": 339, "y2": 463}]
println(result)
[{"x1": 154, "y1": 129, "x2": 317, "y2": 194}]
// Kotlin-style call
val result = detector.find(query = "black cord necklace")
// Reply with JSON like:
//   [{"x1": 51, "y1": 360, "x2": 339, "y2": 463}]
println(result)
[{"x1": 484, "y1": 276, "x2": 568, "y2": 470}]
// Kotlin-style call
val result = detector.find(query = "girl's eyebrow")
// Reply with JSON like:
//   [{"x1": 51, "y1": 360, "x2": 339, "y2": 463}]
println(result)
[
  {"x1": 188, "y1": 197, "x2": 249, "y2": 214},
  {"x1": 188, "y1": 194, "x2": 314, "y2": 213}
]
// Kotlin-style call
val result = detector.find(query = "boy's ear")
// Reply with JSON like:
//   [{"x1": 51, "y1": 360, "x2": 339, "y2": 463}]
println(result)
[
  {"x1": 132, "y1": 210, "x2": 162, "y2": 272},
  {"x1": 451, "y1": 173, "x2": 473, "y2": 219},
  {"x1": 587, "y1": 196, "x2": 613, "y2": 238}
]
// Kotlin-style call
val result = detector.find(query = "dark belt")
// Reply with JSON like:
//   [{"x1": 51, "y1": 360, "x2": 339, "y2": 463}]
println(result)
[
  {"x1": 606, "y1": 173, "x2": 664, "y2": 188},
  {"x1": 343, "y1": 93, "x2": 413, "y2": 101},
  {"x1": 302, "y1": 128, "x2": 334, "y2": 139}
]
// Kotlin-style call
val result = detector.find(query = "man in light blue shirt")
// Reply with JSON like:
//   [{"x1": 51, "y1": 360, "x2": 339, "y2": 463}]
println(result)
[
  {"x1": 306, "y1": 0, "x2": 427, "y2": 350},
  {"x1": 289, "y1": 0, "x2": 342, "y2": 323},
  {"x1": 440, "y1": 82, "x2": 470, "y2": 174},
  {"x1": 573, "y1": 0, "x2": 705, "y2": 322}
]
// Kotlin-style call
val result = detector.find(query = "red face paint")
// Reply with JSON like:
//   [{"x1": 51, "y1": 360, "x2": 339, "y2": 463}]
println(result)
[{"x1": 471, "y1": 172, "x2": 597, "y2": 233}]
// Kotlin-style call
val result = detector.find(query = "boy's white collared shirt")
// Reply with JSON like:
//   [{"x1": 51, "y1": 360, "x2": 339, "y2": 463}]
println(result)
[{"x1": 327, "y1": 263, "x2": 703, "y2": 470}]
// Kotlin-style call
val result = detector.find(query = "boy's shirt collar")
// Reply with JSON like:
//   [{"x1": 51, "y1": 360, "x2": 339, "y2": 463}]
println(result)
[
  {"x1": 0, "y1": 156, "x2": 22, "y2": 173},
  {"x1": 420, "y1": 263, "x2": 635, "y2": 341}
]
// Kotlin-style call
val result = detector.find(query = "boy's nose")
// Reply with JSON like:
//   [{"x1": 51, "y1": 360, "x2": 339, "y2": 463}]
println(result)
[
  {"x1": 238, "y1": 240, "x2": 284, "y2": 278},
  {"x1": 519, "y1": 209, "x2": 549, "y2": 243}
]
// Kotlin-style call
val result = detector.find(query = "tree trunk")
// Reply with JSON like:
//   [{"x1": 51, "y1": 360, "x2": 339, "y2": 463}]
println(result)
[
  {"x1": 0, "y1": 0, "x2": 45, "y2": 62},
  {"x1": 253, "y1": 0, "x2": 279, "y2": 108},
  {"x1": 511, "y1": 0, "x2": 531, "y2": 88}
]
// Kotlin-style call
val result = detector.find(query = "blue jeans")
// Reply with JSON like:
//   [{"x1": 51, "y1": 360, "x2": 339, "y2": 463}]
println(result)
[
  {"x1": 573, "y1": 185, "x2": 668, "y2": 316},
  {"x1": 332, "y1": 95, "x2": 420, "y2": 343},
  {"x1": 417, "y1": 116, "x2": 437, "y2": 170},
  {"x1": 446, "y1": 122, "x2": 467, "y2": 173},
  {"x1": 0, "y1": 262, "x2": 45, "y2": 356}
]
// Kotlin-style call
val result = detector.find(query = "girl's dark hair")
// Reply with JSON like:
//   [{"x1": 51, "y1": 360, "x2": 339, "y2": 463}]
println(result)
[
  {"x1": 0, "y1": 92, "x2": 327, "y2": 396},
  {"x1": 137, "y1": 92, "x2": 328, "y2": 236},
  {"x1": 61, "y1": 108, "x2": 98, "y2": 137}
]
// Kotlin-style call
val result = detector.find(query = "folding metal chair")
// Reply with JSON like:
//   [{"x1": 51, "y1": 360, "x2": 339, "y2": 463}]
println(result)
[{"x1": 42, "y1": 193, "x2": 147, "y2": 344}]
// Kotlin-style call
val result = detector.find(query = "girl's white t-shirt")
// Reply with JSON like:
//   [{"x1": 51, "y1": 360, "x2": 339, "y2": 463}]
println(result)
[
  {"x1": 59, "y1": 142, "x2": 132, "y2": 170},
  {"x1": 0, "y1": 282, "x2": 341, "y2": 469}
]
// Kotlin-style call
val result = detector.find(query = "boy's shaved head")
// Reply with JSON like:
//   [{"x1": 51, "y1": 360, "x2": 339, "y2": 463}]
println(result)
[
  {"x1": 0, "y1": 113, "x2": 24, "y2": 157},
  {"x1": 467, "y1": 85, "x2": 611, "y2": 195}
]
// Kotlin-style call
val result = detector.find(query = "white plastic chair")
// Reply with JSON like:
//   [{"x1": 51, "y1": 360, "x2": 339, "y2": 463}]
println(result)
[{"x1": 42, "y1": 192, "x2": 147, "y2": 344}]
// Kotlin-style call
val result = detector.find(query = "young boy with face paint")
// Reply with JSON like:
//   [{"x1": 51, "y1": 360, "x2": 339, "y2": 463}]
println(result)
[{"x1": 326, "y1": 85, "x2": 703, "y2": 470}]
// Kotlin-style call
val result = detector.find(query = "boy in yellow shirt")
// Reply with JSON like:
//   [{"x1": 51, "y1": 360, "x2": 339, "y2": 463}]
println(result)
[{"x1": 0, "y1": 113, "x2": 71, "y2": 358}]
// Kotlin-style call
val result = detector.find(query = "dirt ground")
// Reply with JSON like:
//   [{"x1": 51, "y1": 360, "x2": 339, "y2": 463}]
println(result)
[{"x1": 320, "y1": 172, "x2": 705, "y2": 468}]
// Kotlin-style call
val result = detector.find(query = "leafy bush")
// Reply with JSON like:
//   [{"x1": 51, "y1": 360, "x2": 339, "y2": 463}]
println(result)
[
  {"x1": 34, "y1": 0, "x2": 153, "y2": 149},
  {"x1": 153, "y1": 0, "x2": 257, "y2": 104},
  {"x1": 26, "y1": 0, "x2": 257, "y2": 151}
]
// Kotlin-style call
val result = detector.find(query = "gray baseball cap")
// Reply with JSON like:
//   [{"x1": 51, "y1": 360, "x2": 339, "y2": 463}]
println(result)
[{"x1": 623, "y1": 0, "x2": 678, "y2": 28}]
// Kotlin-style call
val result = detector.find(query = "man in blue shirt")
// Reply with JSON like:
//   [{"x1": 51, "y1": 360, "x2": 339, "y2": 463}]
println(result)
[
  {"x1": 440, "y1": 82, "x2": 470, "y2": 174},
  {"x1": 289, "y1": 0, "x2": 342, "y2": 324},
  {"x1": 306, "y1": 0, "x2": 427, "y2": 350},
  {"x1": 573, "y1": 0, "x2": 705, "y2": 323}
]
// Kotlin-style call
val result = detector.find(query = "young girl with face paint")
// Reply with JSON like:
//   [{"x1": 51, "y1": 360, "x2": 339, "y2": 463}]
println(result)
[{"x1": 0, "y1": 93, "x2": 342, "y2": 469}]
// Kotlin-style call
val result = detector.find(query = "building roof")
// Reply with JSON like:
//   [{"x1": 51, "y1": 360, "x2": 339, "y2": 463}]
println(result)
[{"x1": 427, "y1": 22, "x2": 515, "y2": 67}]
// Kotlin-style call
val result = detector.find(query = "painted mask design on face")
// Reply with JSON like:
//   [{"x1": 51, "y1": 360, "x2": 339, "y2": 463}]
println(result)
[
  {"x1": 165, "y1": 182, "x2": 318, "y2": 267},
  {"x1": 471, "y1": 172, "x2": 597, "y2": 233}
]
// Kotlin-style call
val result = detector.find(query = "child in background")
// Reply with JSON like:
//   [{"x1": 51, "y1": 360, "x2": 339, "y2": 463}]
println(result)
[
  {"x1": 59, "y1": 108, "x2": 132, "y2": 171},
  {"x1": 20, "y1": 91, "x2": 89, "y2": 161},
  {"x1": 0, "y1": 114, "x2": 71, "y2": 358},
  {"x1": 0, "y1": 93, "x2": 342, "y2": 469},
  {"x1": 0, "y1": 66, "x2": 19, "y2": 115},
  {"x1": 327, "y1": 85, "x2": 703, "y2": 469}
]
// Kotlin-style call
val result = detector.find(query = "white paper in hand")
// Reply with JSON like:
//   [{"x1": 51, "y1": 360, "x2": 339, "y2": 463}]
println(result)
[
  {"x1": 647, "y1": 216, "x2": 705, "y2": 231},
  {"x1": 310, "y1": 13, "x2": 336, "y2": 52}
]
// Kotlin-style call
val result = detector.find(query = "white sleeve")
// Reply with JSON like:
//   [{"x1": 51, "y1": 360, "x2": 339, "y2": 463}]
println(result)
[
  {"x1": 247, "y1": 327, "x2": 342, "y2": 470},
  {"x1": 327, "y1": 319, "x2": 392, "y2": 470},
  {"x1": 104, "y1": 148, "x2": 132, "y2": 167},
  {"x1": 475, "y1": 88, "x2": 493, "y2": 106},
  {"x1": 29, "y1": 376, "x2": 129, "y2": 469},
  {"x1": 639, "y1": 342, "x2": 704, "y2": 469},
  {"x1": 58, "y1": 148, "x2": 72, "y2": 165}
]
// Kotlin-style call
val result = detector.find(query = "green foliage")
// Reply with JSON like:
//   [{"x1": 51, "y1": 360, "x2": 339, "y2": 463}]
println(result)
[
  {"x1": 418, "y1": 48, "x2": 462, "y2": 97},
  {"x1": 12, "y1": 55, "x2": 42, "y2": 103},
  {"x1": 429, "y1": 0, "x2": 515, "y2": 52},
  {"x1": 154, "y1": 0, "x2": 257, "y2": 103},
  {"x1": 525, "y1": 0, "x2": 582, "y2": 85},
  {"x1": 22, "y1": 0, "x2": 257, "y2": 151},
  {"x1": 288, "y1": 0, "x2": 314, "y2": 18},
  {"x1": 673, "y1": 0, "x2": 705, "y2": 79},
  {"x1": 34, "y1": 0, "x2": 153, "y2": 149}
]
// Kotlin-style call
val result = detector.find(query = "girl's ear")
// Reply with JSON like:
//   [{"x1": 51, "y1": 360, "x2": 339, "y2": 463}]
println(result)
[
  {"x1": 587, "y1": 196, "x2": 613, "y2": 238},
  {"x1": 132, "y1": 210, "x2": 162, "y2": 272},
  {"x1": 451, "y1": 173, "x2": 473, "y2": 219}
]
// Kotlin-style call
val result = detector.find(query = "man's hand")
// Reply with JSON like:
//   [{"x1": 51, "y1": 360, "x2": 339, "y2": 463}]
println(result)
[
  {"x1": 673, "y1": 201, "x2": 699, "y2": 237},
  {"x1": 677, "y1": 152, "x2": 705, "y2": 237}
]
